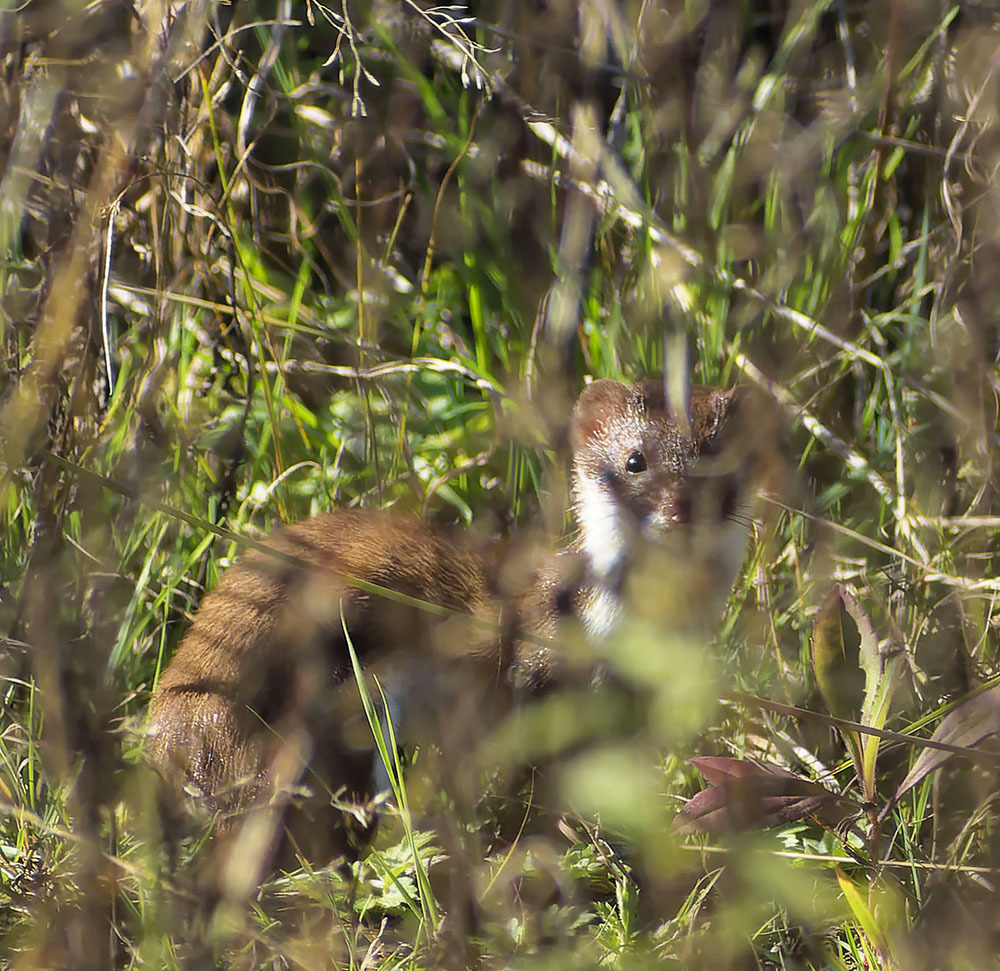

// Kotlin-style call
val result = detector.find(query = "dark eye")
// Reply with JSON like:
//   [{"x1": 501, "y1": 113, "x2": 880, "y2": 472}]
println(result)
[{"x1": 625, "y1": 451, "x2": 647, "y2": 474}]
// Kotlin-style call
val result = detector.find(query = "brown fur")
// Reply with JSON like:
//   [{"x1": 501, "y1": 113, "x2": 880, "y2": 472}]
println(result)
[{"x1": 147, "y1": 510, "x2": 510, "y2": 867}]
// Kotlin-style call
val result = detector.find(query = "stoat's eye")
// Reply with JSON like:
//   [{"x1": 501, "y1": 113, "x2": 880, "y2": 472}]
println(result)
[{"x1": 625, "y1": 450, "x2": 647, "y2": 474}]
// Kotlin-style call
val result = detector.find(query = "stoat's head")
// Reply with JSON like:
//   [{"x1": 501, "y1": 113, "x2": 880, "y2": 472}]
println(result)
[{"x1": 569, "y1": 378, "x2": 752, "y2": 604}]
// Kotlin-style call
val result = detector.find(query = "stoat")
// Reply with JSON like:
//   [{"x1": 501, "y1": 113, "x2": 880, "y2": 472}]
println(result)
[
  {"x1": 514, "y1": 378, "x2": 751, "y2": 690},
  {"x1": 146, "y1": 378, "x2": 752, "y2": 871}
]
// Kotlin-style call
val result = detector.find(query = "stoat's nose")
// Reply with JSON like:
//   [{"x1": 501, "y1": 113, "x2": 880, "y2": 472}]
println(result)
[
  {"x1": 641, "y1": 484, "x2": 691, "y2": 531},
  {"x1": 668, "y1": 490, "x2": 692, "y2": 526},
  {"x1": 649, "y1": 470, "x2": 743, "y2": 532}
]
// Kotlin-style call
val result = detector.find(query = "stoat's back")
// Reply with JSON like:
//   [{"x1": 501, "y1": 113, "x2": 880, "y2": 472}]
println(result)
[{"x1": 147, "y1": 509, "x2": 506, "y2": 860}]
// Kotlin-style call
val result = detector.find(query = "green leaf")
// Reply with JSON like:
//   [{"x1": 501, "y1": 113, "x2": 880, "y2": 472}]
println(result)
[
  {"x1": 835, "y1": 866, "x2": 885, "y2": 955},
  {"x1": 849, "y1": 588, "x2": 903, "y2": 803},
  {"x1": 812, "y1": 586, "x2": 902, "y2": 801},
  {"x1": 812, "y1": 585, "x2": 865, "y2": 722}
]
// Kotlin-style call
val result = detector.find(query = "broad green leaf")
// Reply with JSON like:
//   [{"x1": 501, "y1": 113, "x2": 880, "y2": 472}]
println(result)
[
  {"x1": 812, "y1": 586, "x2": 902, "y2": 801},
  {"x1": 811, "y1": 585, "x2": 865, "y2": 784},
  {"x1": 847, "y1": 587, "x2": 903, "y2": 803},
  {"x1": 812, "y1": 585, "x2": 865, "y2": 721}
]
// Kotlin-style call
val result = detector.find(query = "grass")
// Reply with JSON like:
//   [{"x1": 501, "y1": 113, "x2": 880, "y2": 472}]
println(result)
[{"x1": 2, "y1": 0, "x2": 1000, "y2": 967}]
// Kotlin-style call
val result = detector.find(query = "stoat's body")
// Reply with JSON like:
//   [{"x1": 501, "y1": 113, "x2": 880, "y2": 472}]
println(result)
[{"x1": 147, "y1": 378, "x2": 751, "y2": 867}]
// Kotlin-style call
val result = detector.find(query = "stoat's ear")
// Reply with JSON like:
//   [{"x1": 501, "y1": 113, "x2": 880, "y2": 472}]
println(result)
[
  {"x1": 688, "y1": 384, "x2": 736, "y2": 447},
  {"x1": 570, "y1": 380, "x2": 629, "y2": 451}
]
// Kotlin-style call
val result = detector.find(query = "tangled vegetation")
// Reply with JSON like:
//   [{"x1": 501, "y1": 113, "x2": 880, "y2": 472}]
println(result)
[{"x1": 2, "y1": 1, "x2": 999, "y2": 967}]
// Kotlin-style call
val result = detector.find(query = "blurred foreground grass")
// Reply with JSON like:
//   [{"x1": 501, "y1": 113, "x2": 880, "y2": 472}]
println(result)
[{"x1": 2, "y1": 1, "x2": 1000, "y2": 968}]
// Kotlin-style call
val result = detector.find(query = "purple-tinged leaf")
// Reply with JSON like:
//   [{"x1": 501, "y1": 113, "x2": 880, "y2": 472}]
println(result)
[
  {"x1": 675, "y1": 757, "x2": 856, "y2": 834},
  {"x1": 891, "y1": 685, "x2": 1000, "y2": 807}
]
